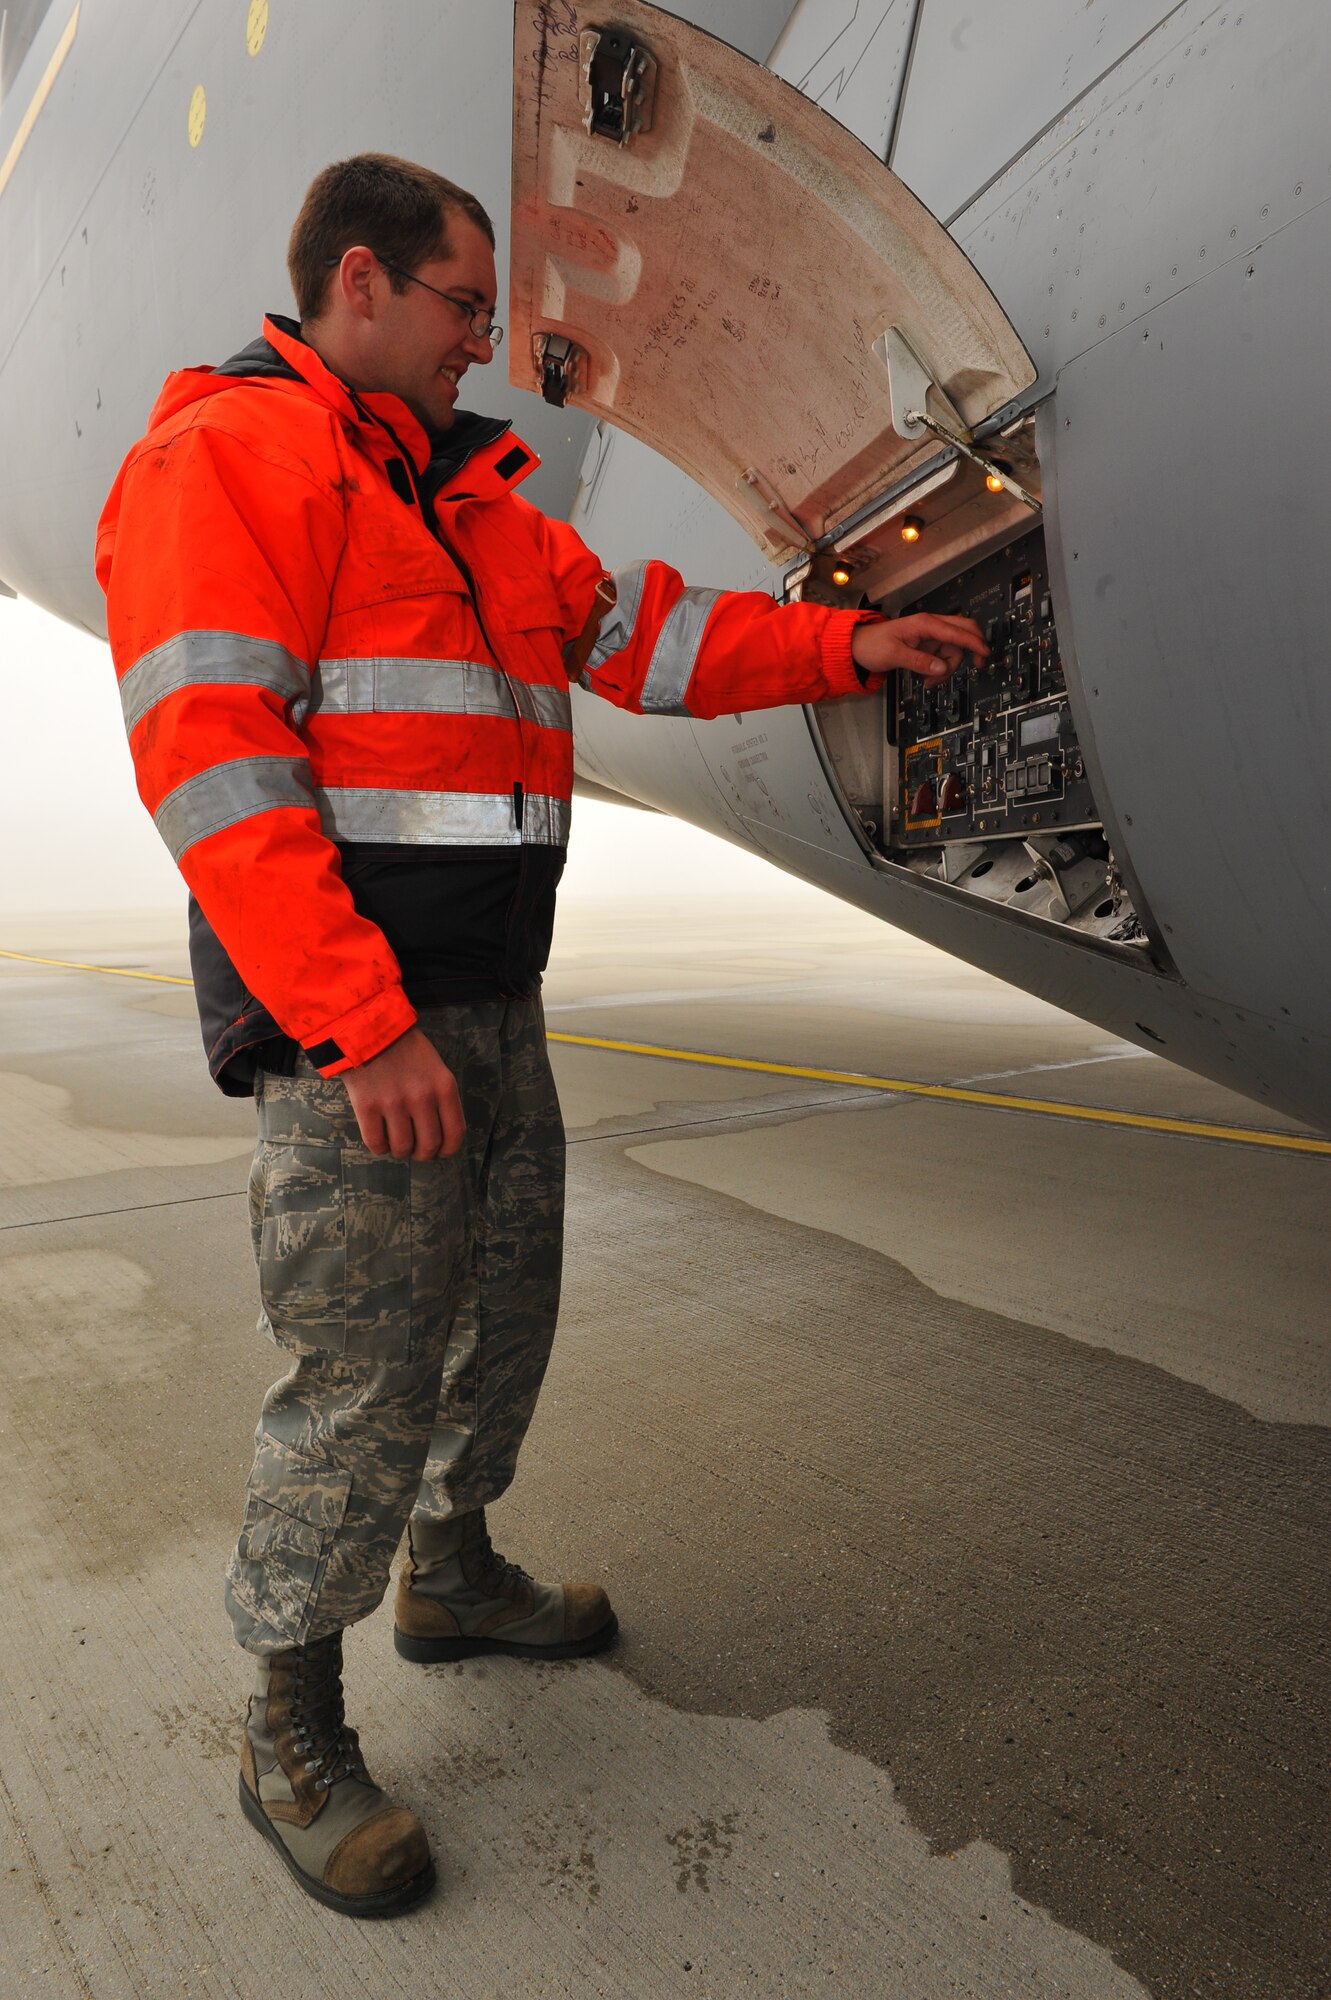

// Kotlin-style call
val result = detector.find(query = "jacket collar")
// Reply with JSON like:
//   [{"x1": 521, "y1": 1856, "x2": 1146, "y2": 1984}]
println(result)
[
  {"x1": 255, "y1": 316, "x2": 536, "y2": 497},
  {"x1": 258, "y1": 313, "x2": 428, "y2": 451}
]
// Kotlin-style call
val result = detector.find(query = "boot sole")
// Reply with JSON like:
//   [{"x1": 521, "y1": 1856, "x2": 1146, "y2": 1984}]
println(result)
[
  {"x1": 393, "y1": 1610, "x2": 619, "y2": 1664},
  {"x1": 239, "y1": 1775, "x2": 436, "y2": 1918}
]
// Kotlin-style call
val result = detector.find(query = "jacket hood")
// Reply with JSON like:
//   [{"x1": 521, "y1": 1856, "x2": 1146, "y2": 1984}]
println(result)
[{"x1": 143, "y1": 363, "x2": 228, "y2": 431}]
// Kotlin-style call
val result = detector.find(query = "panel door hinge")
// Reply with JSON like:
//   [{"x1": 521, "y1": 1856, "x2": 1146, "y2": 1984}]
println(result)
[
  {"x1": 874, "y1": 326, "x2": 1041, "y2": 510},
  {"x1": 533, "y1": 332, "x2": 585, "y2": 408},
  {"x1": 580, "y1": 28, "x2": 657, "y2": 145},
  {"x1": 874, "y1": 326, "x2": 965, "y2": 443}
]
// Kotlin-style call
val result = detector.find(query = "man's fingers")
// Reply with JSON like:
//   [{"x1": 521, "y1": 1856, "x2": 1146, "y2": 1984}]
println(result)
[
  {"x1": 356, "y1": 1106, "x2": 390, "y2": 1155},
  {"x1": 410, "y1": 1100, "x2": 445, "y2": 1162},
  {"x1": 383, "y1": 1104, "x2": 416, "y2": 1159},
  {"x1": 923, "y1": 612, "x2": 987, "y2": 647},
  {"x1": 342, "y1": 1030, "x2": 467, "y2": 1161},
  {"x1": 910, "y1": 613, "x2": 988, "y2": 659},
  {"x1": 901, "y1": 646, "x2": 955, "y2": 679},
  {"x1": 438, "y1": 1079, "x2": 467, "y2": 1158}
]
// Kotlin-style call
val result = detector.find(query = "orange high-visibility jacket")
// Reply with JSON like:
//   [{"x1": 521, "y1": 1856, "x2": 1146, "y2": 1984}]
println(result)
[{"x1": 96, "y1": 317, "x2": 869, "y2": 1085}]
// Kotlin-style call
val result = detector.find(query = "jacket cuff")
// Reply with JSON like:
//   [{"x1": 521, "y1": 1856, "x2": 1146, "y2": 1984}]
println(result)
[
  {"x1": 819, "y1": 610, "x2": 880, "y2": 697},
  {"x1": 302, "y1": 985, "x2": 419, "y2": 1076}
]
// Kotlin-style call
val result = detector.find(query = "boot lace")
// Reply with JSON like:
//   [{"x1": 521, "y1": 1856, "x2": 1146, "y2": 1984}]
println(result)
[
  {"x1": 287, "y1": 1633, "x2": 367, "y2": 1792},
  {"x1": 473, "y1": 1521, "x2": 534, "y2": 1595}
]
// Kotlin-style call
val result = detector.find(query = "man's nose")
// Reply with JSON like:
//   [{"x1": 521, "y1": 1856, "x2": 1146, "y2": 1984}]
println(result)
[{"x1": 465, "y1": 327, "x2": 496, "y2": 365}]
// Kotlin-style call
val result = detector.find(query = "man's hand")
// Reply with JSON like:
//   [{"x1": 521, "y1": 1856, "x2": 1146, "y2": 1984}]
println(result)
[
  {"x1": 343, "y1": 1027, "x2": 466, "y2": 1161},
  {"x1": 851, "y1": 612, "x2": 989, "y2": 683}
]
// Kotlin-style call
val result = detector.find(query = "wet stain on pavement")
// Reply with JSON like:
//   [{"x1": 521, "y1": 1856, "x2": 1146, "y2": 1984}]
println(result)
[
  {"x1": 666, "y1": 1810, "x2": 741, "y2": 1893},
  {"x1": 522, "y1": 1802, "x2": 602, "y2": 1902},
  {"x1": 154, "y1": 1701, "x2": 238, "y2": 1763},
  {"x1": 516, "y1": 1146, "x2": 1331, "y2": 2000}
]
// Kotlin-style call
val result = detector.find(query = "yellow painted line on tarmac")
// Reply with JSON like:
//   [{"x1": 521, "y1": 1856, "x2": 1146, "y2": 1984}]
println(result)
[
  {"x1": 546, "y1": 1031, "x2": 1331, "y2": 1159},
  {"x1": 0, "y1": 947, "x2": 192, "y2": 986},
  {"x1": 2, "y1": 946, "x2": 1326, "y2": 1157}
]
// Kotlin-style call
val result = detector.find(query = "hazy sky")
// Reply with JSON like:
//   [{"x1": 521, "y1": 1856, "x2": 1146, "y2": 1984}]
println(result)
[
  {"x1": 0, "y1": 590, "x2": 826, "y2": 923},
  {"x1": 0, "y1": 592, "x2": 182, "y2": 915}
]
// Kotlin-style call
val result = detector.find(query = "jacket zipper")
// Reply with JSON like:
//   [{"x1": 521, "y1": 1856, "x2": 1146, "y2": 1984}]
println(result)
[{"x1": 350, "y1": 392, "x2": 531, "y2": 845}]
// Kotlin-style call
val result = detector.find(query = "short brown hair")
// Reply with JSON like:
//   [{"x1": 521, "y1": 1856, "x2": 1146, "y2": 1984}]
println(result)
[{"x1": 288, "y1": 153, "x2": 495, "y2": 322}]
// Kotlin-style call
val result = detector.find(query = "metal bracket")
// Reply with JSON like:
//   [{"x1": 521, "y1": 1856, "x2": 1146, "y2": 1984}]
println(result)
[
  {"x1": 580, "y1": 28, "x2": 657, "y2": 145},
  {"x1": 875, "y1": 327, "x2": 940, "y2": 442},
  {"x1": 532, "y1": 332, "x2": 584, "y2": 408}
]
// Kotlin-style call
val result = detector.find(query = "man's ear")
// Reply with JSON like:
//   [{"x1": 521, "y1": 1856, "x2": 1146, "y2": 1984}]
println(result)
[{"x1": 336, "y1": 245, "x2": 379, "y2": 320}]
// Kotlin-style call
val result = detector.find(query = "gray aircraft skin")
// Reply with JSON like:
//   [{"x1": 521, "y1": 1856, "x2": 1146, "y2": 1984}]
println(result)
[{"x1": 1, "y1": 0, "x2": 1328, "y2": 1131}]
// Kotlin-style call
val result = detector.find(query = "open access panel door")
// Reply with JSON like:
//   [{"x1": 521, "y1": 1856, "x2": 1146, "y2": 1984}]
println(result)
[{"x1": 510, "y1": 0, "x2": 1035, "y2": 561}]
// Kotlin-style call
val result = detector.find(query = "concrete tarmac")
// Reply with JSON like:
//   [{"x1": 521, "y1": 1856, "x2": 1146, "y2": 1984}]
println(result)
[{"x1": 0, "y1": 889, "x2": 1327, "y2": 2000}]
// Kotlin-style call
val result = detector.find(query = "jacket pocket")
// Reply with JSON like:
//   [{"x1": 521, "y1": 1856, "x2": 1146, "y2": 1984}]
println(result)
[
  {"x1": 480, "y1": 569, "x2": 566, "y2": 637},
  {"x1": 331, "y1": 532, "x2": 473, "y2": 612}
]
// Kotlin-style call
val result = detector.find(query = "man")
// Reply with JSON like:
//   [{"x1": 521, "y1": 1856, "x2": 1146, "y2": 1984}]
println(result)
[{"x1": 96, "y1": 154, "x2": 985, "y2": 1917}]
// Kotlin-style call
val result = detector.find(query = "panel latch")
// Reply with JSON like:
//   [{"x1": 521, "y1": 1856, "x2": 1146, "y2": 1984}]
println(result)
[
  {"x1": 580, "y1": 28, "x2": 657, "y2": 145},
  {"x1": 532, "y1": 332, "x2": 585, "y2": 408}
]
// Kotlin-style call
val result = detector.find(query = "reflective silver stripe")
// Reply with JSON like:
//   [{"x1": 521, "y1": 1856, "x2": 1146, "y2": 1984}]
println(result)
[
  {"x1": 513, "y1": 791, "x2": 570, "y2": 844},
  {"x1": 585, "y1": 561, "x2": 649, "y2": 676},
  {"x1": 638, "y1": 586, "x2": 724, "y2": 715},
  {"x1": 316, "y1": 786, "x2": 570, "y2": 847},
  {"x1": 153, "y1": 755, "x2": 314, "y2": 863},
  {"x1": 119, "y1": 631, "x2": 308, "y2": 736},
  {"x1": 310, "y1": 657, "x2": 571, "y2": 732}
]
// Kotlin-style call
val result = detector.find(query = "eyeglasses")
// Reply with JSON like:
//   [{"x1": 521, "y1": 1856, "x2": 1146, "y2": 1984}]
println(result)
[{"x1": 323, "y1": 254, "x2": 503, "y2": 346}]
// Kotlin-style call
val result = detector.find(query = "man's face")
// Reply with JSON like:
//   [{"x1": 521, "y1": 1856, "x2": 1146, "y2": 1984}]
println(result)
[{"x1": 363, "y1": 214, "x2": 499, "y2": 433}]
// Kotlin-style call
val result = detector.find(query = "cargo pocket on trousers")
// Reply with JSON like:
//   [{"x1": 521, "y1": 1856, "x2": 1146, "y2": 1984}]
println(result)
[
  {"x1": 256, "y1": 1142, "x2": 413, "y2": 1360},
  {"x1": 230, "y1": 1435, "x2": 352, "y2": 1649},
  {"x1": 341, "y1": 1152, "x2": 413, "y2": 1359}
]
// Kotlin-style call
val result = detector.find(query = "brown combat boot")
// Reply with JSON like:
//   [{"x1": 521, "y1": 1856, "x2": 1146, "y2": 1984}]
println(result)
[
  {"x1": 238, "y1": 1630, "x2": 435, "y2": 1916},
  {"x1": 393, "y1": 1510, "x2": 617, "y2": 1663}
]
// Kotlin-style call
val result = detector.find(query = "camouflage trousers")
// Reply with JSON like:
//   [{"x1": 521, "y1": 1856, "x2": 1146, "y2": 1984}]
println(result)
[{"x1": 224, "y1": 998, "x2": 564, "y2": 1656}]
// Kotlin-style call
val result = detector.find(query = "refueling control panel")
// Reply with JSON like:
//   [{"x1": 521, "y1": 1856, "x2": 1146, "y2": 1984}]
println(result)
[
  {"x1": 892, "y1": 527, "x2": 1099, "y2": 849},
  {"x1": 800, "y1": 507, "x2": 1146, "y2": 950}
]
